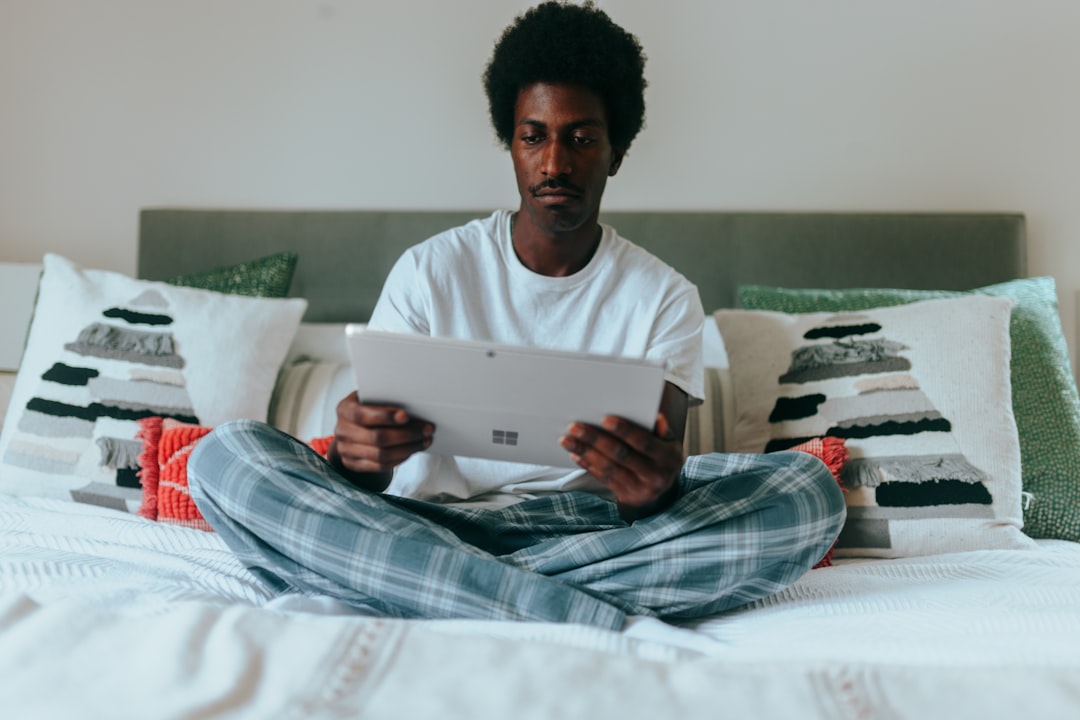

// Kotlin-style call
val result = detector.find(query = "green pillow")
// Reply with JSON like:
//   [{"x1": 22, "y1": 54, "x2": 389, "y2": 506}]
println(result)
[
  {"x1": 738, "y1": 277, "x2": 1080, "y2": 542},
  {"x1": 165, "y1": 252, "x2": 298, "y2": 298}
]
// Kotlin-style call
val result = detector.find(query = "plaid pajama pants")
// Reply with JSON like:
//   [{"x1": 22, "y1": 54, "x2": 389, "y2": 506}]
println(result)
[{"x1": 188, "y1": 419, "x2": 845, "y2": 631}]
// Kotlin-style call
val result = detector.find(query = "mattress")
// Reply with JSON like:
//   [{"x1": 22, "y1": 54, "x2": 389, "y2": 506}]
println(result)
[{"x1": 2, "y1": 494, "x2": 1078, "y2": 719}]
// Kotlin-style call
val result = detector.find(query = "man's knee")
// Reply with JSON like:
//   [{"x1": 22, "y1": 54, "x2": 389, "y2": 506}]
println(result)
[
  {"x1": 685, "y1": 451, "x2": 844, "y2": 515},
  {"x1": 187, "y1": 418, "x2": 283, "y2": 502},
  {"x1": 779, "y1": 450, "x2": 846, "y2": 521},
  {"x1": 789, "y1": 450, "x2": 844, "y2": 505},
  {"x1": 773, "y1": 451, "x2": 847, "y2": 560}
]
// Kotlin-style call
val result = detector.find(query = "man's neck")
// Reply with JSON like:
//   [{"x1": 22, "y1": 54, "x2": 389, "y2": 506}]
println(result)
[{"x1": 510, "y1": 211, "x2": 602, "y2": 278}]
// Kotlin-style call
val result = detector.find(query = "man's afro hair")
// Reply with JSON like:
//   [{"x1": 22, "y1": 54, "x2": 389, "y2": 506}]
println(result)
[{"x1": 483, "y1": 1, "x2": 647, "y2": 153}]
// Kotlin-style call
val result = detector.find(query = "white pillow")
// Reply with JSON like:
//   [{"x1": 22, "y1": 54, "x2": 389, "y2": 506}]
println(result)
[
  {"x1": 285, "y1": 323, "x2": 351, "y2": 365},
  {"x1": 714, "y1": 295, "x2": 1036, "y2": 559},
  {"x1": 701, "y1": 315, "x2": 728, "y2": 369},
  {"x1": 271, "y1": 323, "x2": 355, "y2": 441},
  {"x1": 683, "y1": 366, "x2": 730, "y2": 457},
  {"x1": 0, "y1": 254, "x2": 308, "y2": 512},
  {"x1": 682, "y1": 318, "x2": 733, "y2": 457}
]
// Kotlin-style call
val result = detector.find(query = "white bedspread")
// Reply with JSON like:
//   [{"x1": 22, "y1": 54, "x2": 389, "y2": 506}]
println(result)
[{"x1": 2, "y1": 495, "x2": 1079, "y2": 719}]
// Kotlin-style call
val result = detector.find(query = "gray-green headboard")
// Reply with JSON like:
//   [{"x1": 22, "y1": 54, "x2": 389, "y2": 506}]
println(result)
[{"x1": 138, "y1": 209, "x2": 1026, "y2": 322}]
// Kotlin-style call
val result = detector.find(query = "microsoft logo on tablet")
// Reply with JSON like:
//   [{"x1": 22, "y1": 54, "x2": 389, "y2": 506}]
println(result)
[{"x1": 492, "y1": 429, "x2": 519, "y2": 446}]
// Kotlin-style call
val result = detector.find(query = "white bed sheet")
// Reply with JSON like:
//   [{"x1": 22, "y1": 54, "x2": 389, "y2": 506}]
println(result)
[{"x1": 1, "y1": 495, "x2": 1079, "y2": 719}]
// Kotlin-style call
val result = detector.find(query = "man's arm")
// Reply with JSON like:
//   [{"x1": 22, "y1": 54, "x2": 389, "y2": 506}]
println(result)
[{"x1": 559, "y1": 381, "x2": 689, "y2": 522}]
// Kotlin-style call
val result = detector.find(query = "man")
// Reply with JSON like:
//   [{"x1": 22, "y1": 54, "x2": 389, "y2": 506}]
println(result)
[{"x1": 189, "y1": 1, "x2": 844, "y2": 633}]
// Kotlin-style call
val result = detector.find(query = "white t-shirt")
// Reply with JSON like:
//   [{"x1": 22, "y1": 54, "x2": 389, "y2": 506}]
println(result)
[{"x1": 369, "y1": 210, "x2": 705, "y2": 505}]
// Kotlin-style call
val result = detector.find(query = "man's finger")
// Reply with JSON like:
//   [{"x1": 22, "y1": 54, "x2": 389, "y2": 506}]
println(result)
[
  {"x1": 600, "y1": 415, "x2": 674, "y2": 457},
  {"x1": 562, "y1": 423, "x2": 648, "y2": 480},
  {"x1": 355, "y1": 403, "x2": 411, "y2": 426}
]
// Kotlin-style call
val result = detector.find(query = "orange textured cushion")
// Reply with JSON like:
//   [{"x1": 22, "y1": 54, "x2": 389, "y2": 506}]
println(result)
[
  {"x1": 137, "y1": 418, "x2": 214, "y2": 531},
  {"x1": 136, "y1": 417, "x2": 332, "y2": 532}
]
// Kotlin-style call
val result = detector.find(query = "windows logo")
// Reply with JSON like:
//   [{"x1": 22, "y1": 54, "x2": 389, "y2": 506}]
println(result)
[{"x1": 492, "y1": 429, "x2": 519, "y2": 446}]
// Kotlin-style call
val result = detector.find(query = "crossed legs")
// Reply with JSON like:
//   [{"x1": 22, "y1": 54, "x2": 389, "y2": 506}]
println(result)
[{"x1": 188, "y1": 420, "x2": 845, "y2": 630}]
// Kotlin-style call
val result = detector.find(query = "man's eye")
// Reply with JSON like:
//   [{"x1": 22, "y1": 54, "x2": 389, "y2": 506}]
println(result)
[
  {"x1": 521, "y1": 135, "x2": 543, "y2": 144},
  {"x1": 573, "y1": 136, "x2": 596, "y2": 145}
]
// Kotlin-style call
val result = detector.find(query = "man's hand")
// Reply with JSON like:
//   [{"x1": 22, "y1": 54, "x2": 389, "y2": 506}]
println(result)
[
  {"x1": 326, "y1": 392, "x2": 434, "y2": 493},
  {"x1": 559, "y1": 411, "x2": 685, "y2": 522}
]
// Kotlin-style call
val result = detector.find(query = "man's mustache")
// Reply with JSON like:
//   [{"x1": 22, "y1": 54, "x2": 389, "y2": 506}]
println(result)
[{"x1": 528, "y1": 178, "x2": 585, "y2": 196}]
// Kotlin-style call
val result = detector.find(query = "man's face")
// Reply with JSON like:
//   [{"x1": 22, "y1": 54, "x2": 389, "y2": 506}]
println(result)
[{"x1": 511, "y1": 82, "x2": 625, "y2": 236}]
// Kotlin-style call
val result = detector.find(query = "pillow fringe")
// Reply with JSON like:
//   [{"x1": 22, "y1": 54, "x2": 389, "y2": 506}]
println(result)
[
  {"x1": 819, "y1": 435, "x2": 849, "y2": 485},
  {"x1": 135, "y1": 417, "x2": 164, "y2": 521},
  {"x1": 842, "y1": 454, "x2": 987, "y2": 489}
]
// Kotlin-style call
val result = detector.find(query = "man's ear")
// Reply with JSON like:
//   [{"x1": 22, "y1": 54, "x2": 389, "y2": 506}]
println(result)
[{"x1": 609, "y1": 149, "x2": 626, "y2": 177}]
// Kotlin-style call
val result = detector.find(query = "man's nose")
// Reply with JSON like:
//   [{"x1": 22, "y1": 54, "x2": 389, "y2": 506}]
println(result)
[{"x1": 541, "y1": 140, "x2": 572, "y2": 177}]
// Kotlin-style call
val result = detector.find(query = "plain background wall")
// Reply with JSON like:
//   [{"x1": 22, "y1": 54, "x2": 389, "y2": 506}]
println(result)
[{"x1": 2, "y1": 0, "x2": 1079, "y2": 377}]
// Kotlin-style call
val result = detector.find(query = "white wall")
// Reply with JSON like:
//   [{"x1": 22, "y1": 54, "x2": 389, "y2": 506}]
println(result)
[{"x1": 3, "y1": 0, "x2": 1079, "y2": 373}]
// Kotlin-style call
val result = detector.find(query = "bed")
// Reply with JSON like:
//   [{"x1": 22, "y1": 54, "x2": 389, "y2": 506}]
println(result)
[{"x1": 1, "y1": 209, "x2": 1079, "y2": 719}]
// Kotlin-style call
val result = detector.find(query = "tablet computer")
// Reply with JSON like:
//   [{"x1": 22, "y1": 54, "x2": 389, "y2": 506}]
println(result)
[{"x1": 344, "y1": 326, "x2": 666, "y2": 468}]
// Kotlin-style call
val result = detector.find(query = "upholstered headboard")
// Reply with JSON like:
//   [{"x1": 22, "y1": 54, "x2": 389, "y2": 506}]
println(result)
[{"x1": 137, "y1": 209, "x2": 1026, "y2": 321}]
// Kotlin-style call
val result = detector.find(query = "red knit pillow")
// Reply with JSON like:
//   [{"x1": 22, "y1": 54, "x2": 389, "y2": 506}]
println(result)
[
  {"x1": 136, "y1": 417, "x2": 332, "y2": 532},
  {"x1": 136, "y1": 418, "x2": 214, "y2": 531}
]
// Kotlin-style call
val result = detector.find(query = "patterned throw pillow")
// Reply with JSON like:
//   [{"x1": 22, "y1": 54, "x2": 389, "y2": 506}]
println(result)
[
  {"x1": 683, "y1": 367, "x2": 728, "y2": 458},
  {"x1": 0, "y1": 254, "x2": 308, "y2": 512},
  {"x1": 269, "y1": 358, "x2": 354, "y2": 440},
  {"x1": 136, "y1": 417, "x2": 215, "y2": 531},
  {"x1": 715, "y1": 295, "x2": 1036, "y2": 559},
  {"x1": 165, "y1": 251, "x2": 299, "y2": 298},
  {"x1": 738, "y1": 277, "x2": 1080, "y2": 543}
]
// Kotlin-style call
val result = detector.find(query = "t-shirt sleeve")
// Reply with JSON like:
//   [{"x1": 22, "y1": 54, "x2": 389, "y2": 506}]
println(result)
[
  {"x1": 368, "y1": 248, "x2": 431, "y2": 334},
  {"x1": 647, "y1": 282, "x2": 706, "y2": 405}
]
